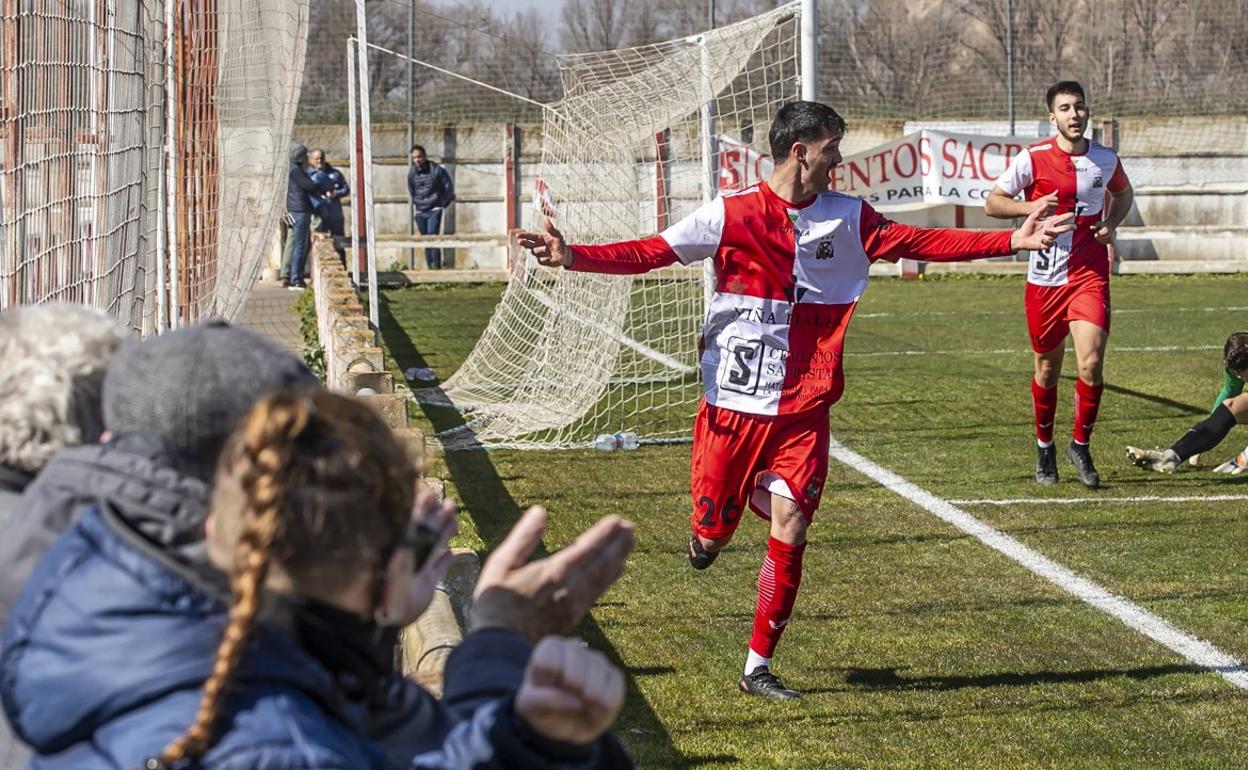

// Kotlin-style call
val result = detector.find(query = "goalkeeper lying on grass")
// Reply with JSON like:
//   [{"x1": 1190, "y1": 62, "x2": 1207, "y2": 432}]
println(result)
[{"x1": 1127, "y1": 331, "x2": 1248, "y2": 474}]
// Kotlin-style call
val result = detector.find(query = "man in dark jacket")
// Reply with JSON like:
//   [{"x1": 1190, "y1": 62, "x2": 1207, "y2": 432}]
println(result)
[
  {"x1": 311, "y1": 148, "x2": 350, "y2": 266},
  {"x1": 285, "y1": 143, "x2": 323, "y2": 289},
  {"x1": 407, "y1": 145, "x2": 455, "y2": 270}
]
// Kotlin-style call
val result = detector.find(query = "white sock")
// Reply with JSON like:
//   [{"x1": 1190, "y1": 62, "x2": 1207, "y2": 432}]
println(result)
[
  {"x1": 744, "y1": 649, "x2": 771, "y2": 676},
  {"x1": 1037, "y1": 439, "x2": 1053, "y2": 448}
]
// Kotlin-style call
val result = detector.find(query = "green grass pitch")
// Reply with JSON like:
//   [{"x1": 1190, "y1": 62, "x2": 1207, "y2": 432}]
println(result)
[{"x1": 375, "y1": 274, "x2": 1248, "y2": 769}]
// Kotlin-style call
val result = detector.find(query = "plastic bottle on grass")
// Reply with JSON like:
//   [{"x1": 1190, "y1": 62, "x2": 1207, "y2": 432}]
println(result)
[{"x1": 594, "y1": 432, "x2": 639, "y2": 452}]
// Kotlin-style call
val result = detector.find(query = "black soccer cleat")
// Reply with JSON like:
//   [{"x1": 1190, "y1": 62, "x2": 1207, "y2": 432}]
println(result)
[
  {"x1": 739, "y1": 666, "x2": 801, "y2": 699},
  {"x1": 688, "y1": 534, "x2": 718, "y2": 570},
  {"x1": 1035, "y1": 444, "x2": 1059, "y2": 485},
  {"x1": 1066, "y1": 441, "x2": 1101, "y2": 489}
]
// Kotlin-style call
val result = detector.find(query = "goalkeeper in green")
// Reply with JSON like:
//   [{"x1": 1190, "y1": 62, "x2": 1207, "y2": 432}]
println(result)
[{"x1": 1127, "y1": 331, "x2": 1248, "y2": 473}]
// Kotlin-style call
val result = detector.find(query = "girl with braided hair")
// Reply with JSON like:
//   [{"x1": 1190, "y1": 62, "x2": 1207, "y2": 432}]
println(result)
[{"x1": 2, "y1": 388, "x2": 629, "y2": 770}]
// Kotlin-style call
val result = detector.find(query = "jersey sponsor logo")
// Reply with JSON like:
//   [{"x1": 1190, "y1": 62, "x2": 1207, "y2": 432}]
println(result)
[
  {"x1": 720, "y1": 337, "x2": 765, "y2": 395},
  {"x1": 815, "y1": 239, "x2": 835, "y2": 260}
]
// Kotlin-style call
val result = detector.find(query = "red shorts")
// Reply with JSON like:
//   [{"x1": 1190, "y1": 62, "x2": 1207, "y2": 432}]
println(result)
[
  {"x1": 1024, "y1": 279, "x2": 1110, "y2": 353},
  {"x1": 689, "y1": 398, "x2": 829, "y2": 541}
]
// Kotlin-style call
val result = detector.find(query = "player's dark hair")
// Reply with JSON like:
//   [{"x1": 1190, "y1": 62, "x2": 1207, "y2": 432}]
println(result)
[
  {"x1": 1045, "y1": 81, "x2": 1086, "y2": 111},
  {"x1": 769, "y1": 101, "x2": 847, "y2": 162},
  {"x1": 410, "y1": 144, "x2": 425, "y2": 154},
  {"x1": 1224, "y1": 332, "x2": 1248, "y2": 373}
]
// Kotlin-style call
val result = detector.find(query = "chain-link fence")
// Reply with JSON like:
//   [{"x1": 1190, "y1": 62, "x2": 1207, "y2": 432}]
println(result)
[{"x1": 0, "y1": 0, "x2": 309, "y2": 333}]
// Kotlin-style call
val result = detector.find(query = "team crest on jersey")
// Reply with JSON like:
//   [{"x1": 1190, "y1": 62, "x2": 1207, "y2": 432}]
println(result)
[
  {"x1": 805, "y1": 480, "x2": 821, "y2": 500},
  {"x1": 815, "y1": 239, "x2": 834, "y2": 260},
  {"x1": 1092, "y1": 175, "x2": 1103, "y2": 188}
]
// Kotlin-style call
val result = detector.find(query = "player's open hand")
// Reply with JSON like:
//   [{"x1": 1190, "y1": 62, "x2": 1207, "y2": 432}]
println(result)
[
  {"x1": 471, "y1": 506, "x2": 635, "y2": 642},
  {"x1": 1090, "y1": 219, "x2": 1116, "y2": 245},
  {"x1": 516, "y1": 218, "x2": 573, "y2": 268},
  {"x1": 1030, "y1": 191, "x2": 1059, "y2": 216},
  {"x1": 1011, "y1": 209, "x2": 1074, "y2": 252},
  {"x1": 515, "y1": 636, "x2": 625, "y2": 746}
]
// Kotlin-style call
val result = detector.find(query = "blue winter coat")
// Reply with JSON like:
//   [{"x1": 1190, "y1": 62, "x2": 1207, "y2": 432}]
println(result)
[
  {"x1": 0, "y1": 505, "x2": 615, "y2": 770},
  {"x1": 312, "y1": 165, "x2": 350, "y2": 223},
  {"x1": 407, "y1": 162, "x2": 454, "y2": 212}
]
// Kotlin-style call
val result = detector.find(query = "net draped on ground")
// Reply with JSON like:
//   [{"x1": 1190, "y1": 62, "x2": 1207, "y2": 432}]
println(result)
[{"x1": 0, "y1": 0, "x2": 309, "y2": 332}]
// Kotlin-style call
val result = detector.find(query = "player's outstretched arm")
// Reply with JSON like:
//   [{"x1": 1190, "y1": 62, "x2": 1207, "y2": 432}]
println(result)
[
  {"x1": 516, "y1": 219, "x2": 573, "y2": 268},
  {"x1": 1010, "y1": 209, "x2": 1074, "y2": 252},
  {"x1": 517, "y1": 218, "x2": 681, "y2": 276}
]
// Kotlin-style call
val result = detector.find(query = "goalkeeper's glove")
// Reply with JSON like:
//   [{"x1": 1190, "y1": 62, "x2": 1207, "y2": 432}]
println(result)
[
  {"x1": 1126, "y1": 445, "x2": 1181, "y2": 473},
  {"x1": 1212, "y1": 446, "x2": 1248, "y2": 475}
]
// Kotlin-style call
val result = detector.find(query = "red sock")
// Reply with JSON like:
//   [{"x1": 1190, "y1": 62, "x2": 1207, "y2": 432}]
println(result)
[
  {"x1": 1073, "y1": 378, "x2": 1104, "y2": 444},
  {"x1": 1032, "y1": 380, "x2": 1058, "y2": 445},
  {"x1": 749, "y1": 537, "x2": 806, "y2": 659}
]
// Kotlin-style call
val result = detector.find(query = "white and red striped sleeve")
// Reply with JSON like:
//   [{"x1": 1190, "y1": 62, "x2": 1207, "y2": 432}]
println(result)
[
  {"x1": 994, "y1": 147, "x2": 1034, "y2": 197},
  {"x1": 1106, "y1": 159, "x2": 1130, "y2": 193}
]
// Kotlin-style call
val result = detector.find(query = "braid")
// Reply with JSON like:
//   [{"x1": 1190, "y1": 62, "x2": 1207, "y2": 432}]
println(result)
[{"x1": 153, "y1": 394, "x2": 311, "y2": 768}]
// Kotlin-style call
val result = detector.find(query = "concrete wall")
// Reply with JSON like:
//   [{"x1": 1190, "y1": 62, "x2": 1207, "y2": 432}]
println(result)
[{"x1": 291, "y1": 118, "x2": 1247, "y2": 268}]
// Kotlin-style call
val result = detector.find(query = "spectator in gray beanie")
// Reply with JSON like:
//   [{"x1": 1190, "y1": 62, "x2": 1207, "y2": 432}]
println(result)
[
  {"x1": 0, "y1": 318, "x2": 317, "y2": 627},
  {"x1": 0, "y1": 303, "x2": 127, "y2": 770}
]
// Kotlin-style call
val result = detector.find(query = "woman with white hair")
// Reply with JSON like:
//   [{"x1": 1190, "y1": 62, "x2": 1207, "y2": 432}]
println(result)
[
  {"x1": 0, "y1": 303, "x2": 127, "y2": 526},
  {"x1": 0, "y1": 302, "x2": 127, "y2": 770}
]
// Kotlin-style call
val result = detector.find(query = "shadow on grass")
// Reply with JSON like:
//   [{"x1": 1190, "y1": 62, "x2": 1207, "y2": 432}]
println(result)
[
  {"x1": 1061, "y1": 374, "x2": 1208, "y2": 416},
  {"x1": 377, "y1": 294, "x2": 693, "y2": 767},
  {"x1": 835, "y1": 663, "x2": 1207, "y2": 692}
]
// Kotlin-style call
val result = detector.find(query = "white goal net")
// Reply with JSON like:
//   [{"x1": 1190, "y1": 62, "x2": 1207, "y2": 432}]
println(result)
[{"x1": 429, "y1": 3, "x2": 800, "y2": 449}]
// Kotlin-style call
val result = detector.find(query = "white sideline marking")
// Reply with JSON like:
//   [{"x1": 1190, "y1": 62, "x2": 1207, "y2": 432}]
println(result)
[
  {"x1": 828, "y1": 439, "x2": 1248, "y2": 690},
  {"x1": 857, "y1": 305, "x2": 1248, "y2": 319},
  {"x1": 851, "y1": 344, "x2": 1220, "y2": 358},
  {"x1": 951, "y1": 494, "x2": 1248, "y2": 506}
]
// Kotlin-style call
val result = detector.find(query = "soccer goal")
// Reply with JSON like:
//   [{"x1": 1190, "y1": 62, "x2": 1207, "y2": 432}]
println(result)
[{"x1": 350, "y1": 3, "x2": 806, "y2": 450}]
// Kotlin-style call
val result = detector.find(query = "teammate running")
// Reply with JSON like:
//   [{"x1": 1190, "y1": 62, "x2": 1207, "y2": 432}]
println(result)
[
  {"x1": 517, "y1": 101, "x2": 1072, "y2": 699},
  {"x1": 985, "y1": 81, "x2": 1134, "y2": 489},
  {"x1": 1127, "y1": 331, "x2": 1248, "y2": 474}
]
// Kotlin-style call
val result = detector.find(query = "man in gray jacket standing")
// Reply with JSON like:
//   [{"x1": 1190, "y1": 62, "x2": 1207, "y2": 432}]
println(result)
[
  {"x1": 407, "y1": 144, "x2": 455, "y2": 270},
  {"x1": 285, "y1": 143, "x2": 323, "y2": 289}
]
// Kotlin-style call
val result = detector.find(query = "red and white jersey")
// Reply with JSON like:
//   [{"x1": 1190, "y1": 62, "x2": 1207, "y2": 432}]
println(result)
[
  {"x1": 567, "y1": 182, "x2": 1013, "y2": 417},
  {"x1": 995, "y1": 139, "x2": 1129, "y2": 287}
]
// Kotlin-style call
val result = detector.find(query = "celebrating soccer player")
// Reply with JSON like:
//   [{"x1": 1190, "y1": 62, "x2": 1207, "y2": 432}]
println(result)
[
  {"x1": 518, "y1": 101, "x2": 1071, "y2": 699},
  {"x1": 985, "y1": 81, "x2": 1135, "y2": 488},
  {"x1": 1127, "y1": 331, "x2": 1248, "y2": 474}
]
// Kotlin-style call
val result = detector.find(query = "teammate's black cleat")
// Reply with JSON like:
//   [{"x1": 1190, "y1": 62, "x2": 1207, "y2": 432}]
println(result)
[
  {"x1": 739, "y1": 666, "x2": 801, "y2": 699},
  {"x1": 1066, "y1": 441, "x2": 1101, "y2": 488},
  {"x1": 688, "y1": 534, "x2": 718, "y2": 570},
  {"x1": 1035, "y1": 444, "x2": 1058, "y2": 485}
]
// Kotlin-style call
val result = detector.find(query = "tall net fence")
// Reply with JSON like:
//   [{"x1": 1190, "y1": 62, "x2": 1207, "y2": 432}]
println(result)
[{"x1": 0, "y1": 0, "x2": 309, "y2": 333}]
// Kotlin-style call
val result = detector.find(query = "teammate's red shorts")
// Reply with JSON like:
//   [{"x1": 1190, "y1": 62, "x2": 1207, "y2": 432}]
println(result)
[
  {"x1": 1024, "y1": 278, "x2": 1110, "y2": 353},
  {"x1": 689, "y1": 398, "x2": 829, "y2": 542}
]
